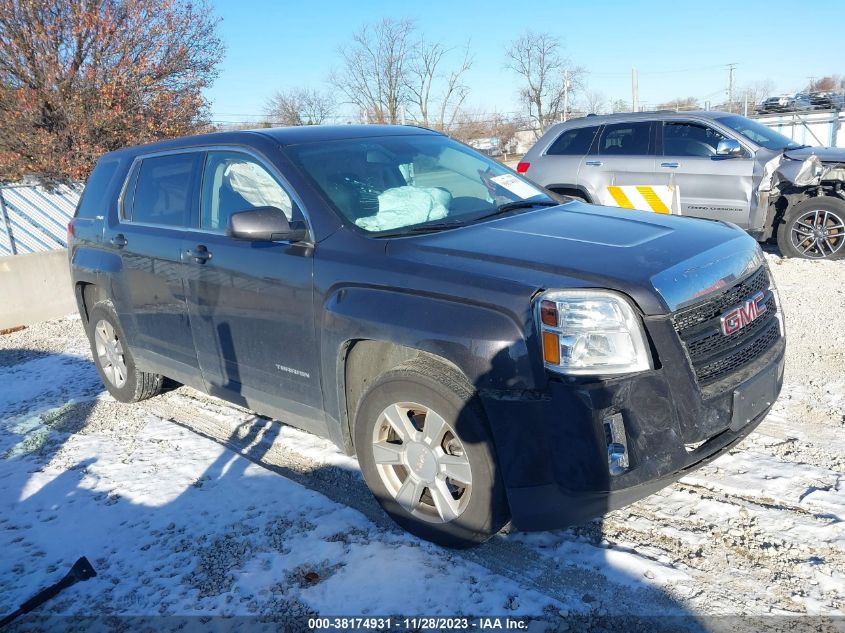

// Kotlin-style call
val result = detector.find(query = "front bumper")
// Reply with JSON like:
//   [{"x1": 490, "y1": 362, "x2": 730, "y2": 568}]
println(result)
[{"x1": 480, "y1": 322, "x2": 785, "y2": 531}]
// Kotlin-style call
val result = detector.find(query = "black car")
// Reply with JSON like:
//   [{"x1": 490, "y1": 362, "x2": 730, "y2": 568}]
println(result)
[
  {"x1": 757, "y1": 93, "x2": 812, "y2": 113},
  {"x1": 809, "y1": 91, "x2": 845, "y2": 110},
  {"x1": 69, "y1": 125, "x2": 786, "y2": 547}
]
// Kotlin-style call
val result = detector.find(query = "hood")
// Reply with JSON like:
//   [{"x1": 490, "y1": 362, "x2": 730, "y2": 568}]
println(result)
[
  {"x1": 785, "y1": 146, "x2": 845, "y2": 163},
  {"x1": 389, "y1": 203, "x2": 762, "y2": 315}
]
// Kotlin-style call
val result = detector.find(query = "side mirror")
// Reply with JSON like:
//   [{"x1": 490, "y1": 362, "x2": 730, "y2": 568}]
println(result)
[
  {"x1": 226, "y1": 206, "x2": 307, "y2": 242},
  {"x1": 715, "y1": 139, "x2": 743, "y2": 158}
]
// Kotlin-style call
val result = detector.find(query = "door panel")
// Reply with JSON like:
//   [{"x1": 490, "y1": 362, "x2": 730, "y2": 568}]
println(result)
[
  {"x1": 181, "y1": 150, "x2": 324, "y2": 433},
  {"x1": 582, "y1": 121, "x2": 659, "y2": 201},
  {"x1": 658, "y1": 121, "x2": 754, "y2": 227},
  {"x1": 104, "y1": 152, "x2": 201, "y2": 384}
]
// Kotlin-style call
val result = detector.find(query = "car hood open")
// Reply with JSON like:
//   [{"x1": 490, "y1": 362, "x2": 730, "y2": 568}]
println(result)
[{"x1": 390, "y1": 202, "x2": 763, "y2": 315}]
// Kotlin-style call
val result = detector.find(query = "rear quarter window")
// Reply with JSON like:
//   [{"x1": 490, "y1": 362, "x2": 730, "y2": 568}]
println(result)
[
  {"x1": 546, "y1": 126, "x2": 600, "y2": 156},
  {"x1": 75, "y1": 158, "x2": 123, "y2": 219}
]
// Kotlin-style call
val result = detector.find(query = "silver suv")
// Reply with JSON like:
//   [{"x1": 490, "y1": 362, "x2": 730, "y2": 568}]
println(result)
[{"x1": 519, "y1": 111, "x2": 845, "y2": 259}]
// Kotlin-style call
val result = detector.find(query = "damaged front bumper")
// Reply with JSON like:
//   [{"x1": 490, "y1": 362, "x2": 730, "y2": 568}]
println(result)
[{"x1": 479, "y1": 324, "x2": 786, "y2": 531}]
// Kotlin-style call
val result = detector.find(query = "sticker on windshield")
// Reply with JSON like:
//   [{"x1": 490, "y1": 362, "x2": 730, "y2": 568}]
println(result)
[{"x1": 490, "y1": 174, "x2": 544, "y2": 200}]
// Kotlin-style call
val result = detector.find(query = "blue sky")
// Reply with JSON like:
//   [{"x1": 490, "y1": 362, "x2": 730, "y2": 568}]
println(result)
[{"x1": 206, "y1": 0, "x2": 842, "y2": 123}]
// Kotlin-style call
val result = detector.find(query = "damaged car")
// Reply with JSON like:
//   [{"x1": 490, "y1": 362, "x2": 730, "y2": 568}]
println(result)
[
  {"x1": 69, "y1": 125, "x2": 785, "y2": 547},
  {"x1": 519, "y1": 111, "x2": 845, "y2": 259}
]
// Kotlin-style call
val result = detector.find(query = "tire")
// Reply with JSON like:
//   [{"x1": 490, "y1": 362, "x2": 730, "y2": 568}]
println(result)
[
  {"x1": 776, "y1": 196, "x2": 845, "y2": 260},
  {"x1": 563, "y1": 194, "x2": 588, "y2": 204},
  {"x1": 549, "y1": 189, "x2": 588, "y2": 204},
  {"x1": 86, "y1": 301, "x2": 164, "y2": 402},
  {"x1": 353, "y1": 358, "x2": 509, "y2": 548}
]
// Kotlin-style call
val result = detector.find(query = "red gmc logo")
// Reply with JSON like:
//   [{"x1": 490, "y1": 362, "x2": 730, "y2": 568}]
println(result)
[{"x1": 720, "y1": 291, "x2": 767, "y2": 336}]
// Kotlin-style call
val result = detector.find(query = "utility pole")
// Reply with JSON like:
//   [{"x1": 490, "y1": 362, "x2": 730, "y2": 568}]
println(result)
[
  {"x1": 744, "y1": 91, "x2": 749, "y2": 117},
  {"x1": 727, "y1": 63, "x2": 737, "y2": 112},
  {"x1": 563, "y1": 69, "x2": 570, "y2": 122},
  {"x1": 632, "y1": 67, "x2": 639, "y2": 112}
]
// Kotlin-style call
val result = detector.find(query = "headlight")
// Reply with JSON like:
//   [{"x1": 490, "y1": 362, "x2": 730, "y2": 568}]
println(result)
[{"x1": 536, "y1": 289, "x2": 652, "y2": 375}]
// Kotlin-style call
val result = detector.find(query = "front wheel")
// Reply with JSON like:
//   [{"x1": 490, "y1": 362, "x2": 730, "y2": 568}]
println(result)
[
  {"x1": 354, "y1": 359, "x2": 509, "y2": 548},
  {"x1": 776, "y1": 196, "x2": 845, "y2": 260}
]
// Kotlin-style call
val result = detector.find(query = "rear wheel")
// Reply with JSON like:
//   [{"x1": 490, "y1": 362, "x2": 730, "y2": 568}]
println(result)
[
  {"x1": 776, "y1": 196, "x2": 845, "y2": 259},
  {"x1": 354, "y1": 359, "x2": 509, "y2": 547},
  {"x1": 87, "y1": 302, "x2": 164, "y2": 402}
]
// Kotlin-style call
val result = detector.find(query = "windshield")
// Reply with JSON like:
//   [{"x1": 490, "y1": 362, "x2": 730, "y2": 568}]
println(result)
[
  {"x1": 715, "y1": 114, "x2": 804, "y2": 151},
  {"x1": 285, "y1": 135, "x2": 552, "y2": 235}
]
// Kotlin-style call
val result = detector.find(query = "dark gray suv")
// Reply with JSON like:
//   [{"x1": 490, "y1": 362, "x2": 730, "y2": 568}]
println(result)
[
  {"x1": 519, "y1": 111, "x2": 845, "y2": 259},
  {"x1": 69, "y1": 125, "x2": 785, "y2": 547}
]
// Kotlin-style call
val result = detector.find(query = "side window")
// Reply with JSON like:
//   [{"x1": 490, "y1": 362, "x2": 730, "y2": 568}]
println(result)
[
  {"x1": 128, "y1": 153, "x2": 199, "y2": 227},
  {"x1": 76, "y1": 158, "x2": 121, "y2": 219},
  {"x1": 596, "y1": 122, "x2": 653, "y2": 156},
  {"x1": 663, "y1": 122, "x2": 728, "y2": 157},
  {"x1": 200, "y1": 151, "x2": 296, "y2": 231},
  {"x1": 546, "y1": 126, "x2": 600, "y2": 156}
]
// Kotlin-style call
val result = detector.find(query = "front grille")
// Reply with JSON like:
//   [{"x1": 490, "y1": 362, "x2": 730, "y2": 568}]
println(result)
[{"x1": 672, "y1": 267, "x2": 781, "y2": 385}]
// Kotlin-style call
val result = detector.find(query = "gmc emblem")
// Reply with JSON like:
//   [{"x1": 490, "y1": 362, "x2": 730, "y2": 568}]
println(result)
[{"x1": 720, "y1": 291, "x2": 767, "y2": 336}]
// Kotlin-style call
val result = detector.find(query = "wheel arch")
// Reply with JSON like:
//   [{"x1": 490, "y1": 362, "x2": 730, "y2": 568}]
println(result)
[
  {"x1": 545, "y1": 183, "x2": 593, "y2": 203},
  {"x1": 320, "y1": 287, "x2": 542, "y2": 454},
  {"x1": 75, "y1": 281, "x2": 109, "y2": 327}
]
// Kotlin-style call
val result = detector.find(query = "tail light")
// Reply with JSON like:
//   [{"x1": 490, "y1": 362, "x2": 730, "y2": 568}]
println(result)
[
  {"x1": 67, "y1": 220, "x2": 74, "y2": 245},
  {"x1": 516, "y1": 162, "x2": 530, "y2": 173}
]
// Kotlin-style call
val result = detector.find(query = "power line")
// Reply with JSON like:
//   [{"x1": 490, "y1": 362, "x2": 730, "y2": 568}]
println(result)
[{"x1": 587, "y1": 63, "x2": 726, "y2": 77}]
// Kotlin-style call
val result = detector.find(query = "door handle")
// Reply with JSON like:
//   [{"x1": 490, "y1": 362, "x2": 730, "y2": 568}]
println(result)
[
  {"x1": 585, "y1": 160, "x2": 603, "y2": 166},
  {"x1": 660, "y1": 162, "x2": 679, "y2": 168},
  {"x1": 185, "y1": 245, "x2": 212, "y2": 264},
  {"x1": 109, "y1": 234, "x2": 128, "y2": 248}
]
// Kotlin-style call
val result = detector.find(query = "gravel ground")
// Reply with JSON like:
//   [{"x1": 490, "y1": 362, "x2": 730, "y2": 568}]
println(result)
[{"x1": 1, "y1": 251, "x2": 843, "y2": 630}]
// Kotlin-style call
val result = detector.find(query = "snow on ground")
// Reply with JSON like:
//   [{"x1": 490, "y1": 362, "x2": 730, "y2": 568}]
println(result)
[{"x1": 1, "y1": 252, "x2": 843, "y2": 629}]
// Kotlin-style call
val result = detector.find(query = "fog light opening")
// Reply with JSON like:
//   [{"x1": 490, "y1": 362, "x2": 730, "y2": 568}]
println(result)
[{"x1": 604, "y1": 412, "x2": 629, "y2": 476}]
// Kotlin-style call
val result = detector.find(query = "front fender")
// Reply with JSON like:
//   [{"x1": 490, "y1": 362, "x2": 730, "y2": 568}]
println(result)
[{"x1": 319, "y1": 286, "x2": 544, "y2": 445}]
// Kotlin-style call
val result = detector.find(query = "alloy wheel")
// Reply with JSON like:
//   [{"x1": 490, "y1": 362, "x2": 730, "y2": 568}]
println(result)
[
  {"x1": 789, "y1": 209, "x2": 845, "y2": 259},
  {"x1": 371, "y1": 402, "x2": 472, "y2": 524},
  {"x1": 94, "y1": 319, "x2": 128, "y2": 388}
]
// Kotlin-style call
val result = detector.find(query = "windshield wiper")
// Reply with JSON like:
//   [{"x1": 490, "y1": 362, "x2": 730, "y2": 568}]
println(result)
[
  {"x1": 786, "y1": 144, "x2": 810, "y2": 151},
  {"x1": 467, "y1": 199, "x2": 559, "y2": 224},
  {"x1": 373, "y1": 199, "x2": 559, "y2": 237},
  {"x1": 495, "y1": 199, "x2": 559, "y2": 213},
  {"x1": 374, "y1": 220, "x2": 467, "y2": 238}
]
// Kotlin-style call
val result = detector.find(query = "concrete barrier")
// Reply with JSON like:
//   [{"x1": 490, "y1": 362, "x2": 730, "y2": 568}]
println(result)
[{"x1": 0, "y1": 249, "x2": 76, "y2": 329}]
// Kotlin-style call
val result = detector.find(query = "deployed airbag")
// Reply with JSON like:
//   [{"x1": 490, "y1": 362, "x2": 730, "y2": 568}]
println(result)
[{"x1": 355, "y1": 186, "x2": 452, "y2": 231}]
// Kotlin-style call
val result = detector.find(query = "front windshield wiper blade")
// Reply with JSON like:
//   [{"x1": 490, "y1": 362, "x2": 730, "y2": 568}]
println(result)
[
  {"x1": 374, "y1": 199, "x2": 559, "y2": 237},
  {"x1": 495, "y1": 199, "x2": 559, "y2": 213},
  {"x1": 786, "y1": 144, "x2": 810, "y2": 151},
  {"x1": 467, "y1": 199, "x2": 560, "y2": 224},
  {"x1": 374, "y1": 220, "x2": 467, "y2": 238}
]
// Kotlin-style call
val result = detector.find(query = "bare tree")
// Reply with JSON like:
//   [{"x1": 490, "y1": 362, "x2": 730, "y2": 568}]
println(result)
[
  {"x1": 743, "y1": 79, "x2": 776, "y2": 107},
  {"x1": 582, "y1": 90, "x2": 606, "y2": 115},
  {"x1": 806, "y1": 76, "x2": 842, "y2": 92},
  {"x1": 0, "y1": 0, "x2": 223, "y2": 183},
  {"x1": 657, "y1": 96, "x2": 700, "y2": 111},
  {"x1": 448, "y1": 108, "x2": 490, "y2": 143},
  {"x1": 406, "y1": 39, "x2": 472, "y2": 130},
  {"x1": 266, "y1": 88, "x2": 336, "y2": 126},
  {"x1": 505, "y1": 32, "x2": 584, "y2": 132},
  {"x1": 330, "y1": 18, "x2": 415, "y2": 124},
  {"x1": 610, "y1": 98, "x2": 630, "y2": 113}
]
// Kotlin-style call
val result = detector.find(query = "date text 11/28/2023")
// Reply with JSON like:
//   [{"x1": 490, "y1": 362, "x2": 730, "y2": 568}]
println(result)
[{"x1": 307, "y1": 617, "x2": 530, "y2": 630}]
